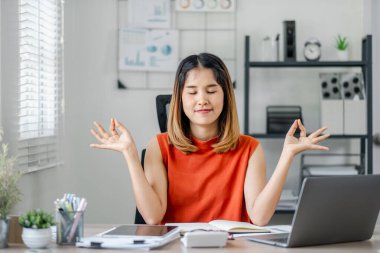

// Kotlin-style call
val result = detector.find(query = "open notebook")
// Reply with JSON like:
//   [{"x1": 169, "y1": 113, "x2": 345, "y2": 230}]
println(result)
[{"x1": 166, "y1": 219, "x2": 270, "y2": 235}]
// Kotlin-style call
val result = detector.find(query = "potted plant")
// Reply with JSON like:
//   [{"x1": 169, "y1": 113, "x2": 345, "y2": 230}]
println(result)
[
  {"x1": 19, "y1": 209, "x2": 55, "y2": 249},
  {"x1": 335, "y1": 34, "x2": 349, "y2": 61},
  {"x1": 0, "y1": 129, "x2": 22, "y2": 248}
]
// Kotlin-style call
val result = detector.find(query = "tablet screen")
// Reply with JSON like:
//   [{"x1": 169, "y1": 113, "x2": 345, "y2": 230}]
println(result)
[{"x1": 102, "y1": 225, "x2": 178, "y2": 237}]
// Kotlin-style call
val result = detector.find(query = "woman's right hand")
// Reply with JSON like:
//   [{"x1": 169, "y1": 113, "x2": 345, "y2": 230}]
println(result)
[{"x1": 90, "y1": 118, "x2": 135, "y2": 153}]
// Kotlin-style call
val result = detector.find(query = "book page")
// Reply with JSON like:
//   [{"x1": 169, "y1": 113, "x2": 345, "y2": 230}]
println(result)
[
  {"x1": 209, "y1": 220, "x2": 269, "y2": 233},
  {"x1": 165, "y1": 222, "x2": 220, "y2": 234}
]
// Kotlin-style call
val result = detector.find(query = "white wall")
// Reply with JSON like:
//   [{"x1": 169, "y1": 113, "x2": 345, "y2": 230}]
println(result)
[{"x1": 1, "y1": 0, "x2": 373, "y2": 224}]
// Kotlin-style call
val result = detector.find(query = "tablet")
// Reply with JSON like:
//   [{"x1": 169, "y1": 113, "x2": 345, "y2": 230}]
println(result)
[
  {"x1": 101, "y1": 225, "x2": 179, "y2": 239},
  {"x1": 78, "y1": 225, "x2": 180, "y2": 249}
]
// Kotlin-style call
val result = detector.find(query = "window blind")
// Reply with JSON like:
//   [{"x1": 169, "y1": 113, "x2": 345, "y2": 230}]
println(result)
[{"x1": 18, "y1": 0, "x2": 64, "y2": 173}]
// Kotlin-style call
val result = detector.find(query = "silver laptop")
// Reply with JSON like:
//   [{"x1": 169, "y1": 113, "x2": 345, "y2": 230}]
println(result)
[{"x1": 248, "y1": 175, "x2": 380, "y2": 247}]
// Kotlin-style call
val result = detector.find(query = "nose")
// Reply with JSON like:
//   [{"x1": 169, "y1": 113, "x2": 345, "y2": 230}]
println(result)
[{"x1": 197, "y1": 91, "x2": 209, "y2": 106}]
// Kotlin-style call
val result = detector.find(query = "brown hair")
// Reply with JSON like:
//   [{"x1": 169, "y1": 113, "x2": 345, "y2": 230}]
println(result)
[{"x1": 167, "y1": 53, "x2": 240, "y2": 154}]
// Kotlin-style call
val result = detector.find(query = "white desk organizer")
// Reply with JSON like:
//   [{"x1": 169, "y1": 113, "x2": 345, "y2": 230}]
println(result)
[
  {"x1": 341, "y1": 72, "x2": 366, "y2": 134},
  {"x1": 320, "y1": 73, "x2": 344, "y2": 134},
  {"x1": 319, "y1": 72, "x2": 366, "y2": 135}
]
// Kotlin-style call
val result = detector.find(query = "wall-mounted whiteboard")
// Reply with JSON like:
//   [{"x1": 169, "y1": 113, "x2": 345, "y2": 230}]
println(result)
[
  {"x1": 118, "y1": 28, "x2": 179, "y2": 72},
  {"x1": 128, "y1": 0, "x2": 171, "y2": 28},
  {"x1": 117, "y1": 0, "x2": 236, "y2": 89}
]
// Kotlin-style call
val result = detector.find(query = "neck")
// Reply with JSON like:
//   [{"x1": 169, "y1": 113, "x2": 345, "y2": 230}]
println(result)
[{"x1": 190, "y1": 123, "x2": 218, "y2": 141}]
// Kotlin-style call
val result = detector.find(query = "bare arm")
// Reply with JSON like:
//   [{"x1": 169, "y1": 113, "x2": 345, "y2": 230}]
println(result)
[
  {"x1": 244, "y1": 119, "x2": 330, "y2": 226},
  {"x1": 90, "y1": 118, "x2": 167, "y2": 224}
]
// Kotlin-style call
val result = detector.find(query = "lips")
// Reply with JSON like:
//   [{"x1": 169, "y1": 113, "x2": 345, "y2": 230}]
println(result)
[{"x1": 194, "y1": 109, "x2": 213, "y2": 113}]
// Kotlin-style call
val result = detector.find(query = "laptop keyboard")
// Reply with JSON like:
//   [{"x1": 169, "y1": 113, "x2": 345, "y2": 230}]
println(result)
[
  {"x1": 248, "y1": 233, "x2": 289, "y2": 245},
  {"x1": 267, "y1": 237, "x2": 288, "y2": 244}
]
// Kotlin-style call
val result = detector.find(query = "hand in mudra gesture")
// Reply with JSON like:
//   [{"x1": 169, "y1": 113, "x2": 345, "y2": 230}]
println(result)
[
  {"x1": 90, "y1": 118, "x2": 135, "y2": 153},
  {"x1": 283, "y1": 119, "x2": 330, "y2": 157}
]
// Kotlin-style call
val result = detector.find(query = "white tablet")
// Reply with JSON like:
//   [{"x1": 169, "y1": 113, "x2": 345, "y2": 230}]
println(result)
[
  {"x1": 77, "y1": 225, "x2": 180, "y2": 249},
  {"x1": 100, "y1": 224, "x2": 179, "y2": 239}
]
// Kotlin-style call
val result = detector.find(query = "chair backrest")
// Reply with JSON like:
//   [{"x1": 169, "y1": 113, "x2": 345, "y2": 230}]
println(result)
[
  {"x1": 134, "y1": 95, "x2": 171, "y2": 224},
  {"x1": 134, "y1": 149, "x2": 146, "y2": 224},
  {"x1": 156, "y1": 95, "x2": 172, "y2": 133}
]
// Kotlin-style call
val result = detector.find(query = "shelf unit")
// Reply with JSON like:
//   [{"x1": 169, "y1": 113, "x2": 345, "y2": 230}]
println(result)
[{"x1": 244, "y1": 35, "x2": 373, "y2": 175}]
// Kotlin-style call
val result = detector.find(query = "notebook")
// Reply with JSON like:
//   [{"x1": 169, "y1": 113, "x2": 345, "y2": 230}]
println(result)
[
  {"x1": 247, "y1": 175, "x2": 380, "y2": 247},
  {"x1": 166, "y1": 219, "x2": 269, "y2": 235}
]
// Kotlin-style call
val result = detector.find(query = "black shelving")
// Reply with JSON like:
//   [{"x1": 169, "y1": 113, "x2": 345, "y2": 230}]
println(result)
[
  {"x1": 250, "y1": 134, "x2": 368, "y2": 139},
  {"x1": 244, "y1": 35, "x2": 373, "y2": 175},
  {"x1": 250, "y1": 61, "x2": 365, "y2": 67}
]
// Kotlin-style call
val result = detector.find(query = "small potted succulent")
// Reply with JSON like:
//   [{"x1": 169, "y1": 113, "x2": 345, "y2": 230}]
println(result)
[
  {"x1": 335, "y1": 34, "x2": 349, "y2": 61},
  {"x1": 19, "y1": 209, "x2": 55, "y2": 249}
]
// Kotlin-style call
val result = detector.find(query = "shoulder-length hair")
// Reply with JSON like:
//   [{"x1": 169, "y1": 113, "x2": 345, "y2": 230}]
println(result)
[{"x1": 167, "y1": 53, "x2": 240, "y2": 154}]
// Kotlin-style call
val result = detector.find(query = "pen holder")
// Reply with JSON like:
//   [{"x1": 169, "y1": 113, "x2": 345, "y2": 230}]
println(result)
[{"x1": 56, "y1": 210, "x2": 84, "y2": 245}]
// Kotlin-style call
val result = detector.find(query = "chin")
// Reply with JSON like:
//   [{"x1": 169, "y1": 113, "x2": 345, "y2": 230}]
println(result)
[{"x1": 191, "y1": 118, "x2": 219, "y2": 127}]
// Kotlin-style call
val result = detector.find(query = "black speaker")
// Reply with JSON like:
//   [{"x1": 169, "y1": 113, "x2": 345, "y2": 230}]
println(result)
[{"x1": 283, "y1": 20, "x2": 296, "y2": 62}]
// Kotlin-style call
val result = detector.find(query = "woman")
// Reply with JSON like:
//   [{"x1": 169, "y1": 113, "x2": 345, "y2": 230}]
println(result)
[{"x1": 90, "y1": 53, "x2": 329, "y2": 226}]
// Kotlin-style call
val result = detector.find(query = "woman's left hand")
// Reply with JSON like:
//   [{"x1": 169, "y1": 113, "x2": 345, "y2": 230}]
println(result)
[{"x1": 283, "y1": 119, "x2": 330, "y2": 157}]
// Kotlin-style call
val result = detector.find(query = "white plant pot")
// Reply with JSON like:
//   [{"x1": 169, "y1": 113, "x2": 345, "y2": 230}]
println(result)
[
  {"x1": 337, "y1": 50, "x2": 349, "y2": 61},
  {"x1": 22, "y1": 228, "x2": 51, "y2": 249}
]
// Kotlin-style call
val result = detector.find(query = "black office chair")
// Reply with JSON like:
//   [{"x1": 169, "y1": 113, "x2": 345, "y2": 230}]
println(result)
[
  {"x1": 156, "y1": 95, "x2": 172, "y2": 133},
  {"x1": 134, "y1": 95, "x2": 172, "y2": 224},
  {"x1": 134, "y1": 149, "x2": 146, "y2": 224}
]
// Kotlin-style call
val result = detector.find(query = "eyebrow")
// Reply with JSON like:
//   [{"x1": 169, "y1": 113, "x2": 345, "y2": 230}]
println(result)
[{"x1": 184, "y1": 84, "x2": 219, "y2": 89}]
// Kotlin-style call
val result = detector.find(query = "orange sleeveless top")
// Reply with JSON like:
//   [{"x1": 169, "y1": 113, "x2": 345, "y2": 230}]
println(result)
[{"x1": 156, "y1": 133, "x2": 259, "y2": 223}]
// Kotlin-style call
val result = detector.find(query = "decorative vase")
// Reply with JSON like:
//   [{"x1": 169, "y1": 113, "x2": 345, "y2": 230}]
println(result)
[
  {"x1": 0, "y1": 219, "x2": 9, "y2": 248},
  {"x1": 21, "y1": 227, "x2": 51, "y2": 249},
  {"x1": 337, "y1": 50, "x2": 349, "y2": 61}
]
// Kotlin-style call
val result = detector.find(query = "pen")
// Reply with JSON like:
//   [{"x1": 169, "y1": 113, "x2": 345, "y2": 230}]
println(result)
[
  {"x1": 55, "y1": 193, "x2": 87, "y2": 244},
  {"x1": 67, "y1": 199, "x2": 87, "y2": 242}
]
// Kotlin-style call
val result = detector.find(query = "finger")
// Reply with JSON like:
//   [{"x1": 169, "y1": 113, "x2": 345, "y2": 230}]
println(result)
[
  {"x1": 89, "y1": 143, "x2": 111, "y2": 149},
  {"x1": 109, "y1": 118, "x2": 119, "y2": 136},
  {"x1": 90, "y1": 129, "x2": 107, "y2": 144},
  {"x1": 309, "y1": 127, "x2": 328, "y2": 138},
  {"x1": 286, "y1": 120, "x2": 298, "y2": 136},
  {"x1": 94, "y1": 121, "x2": 110, "y2": 138},
  {"x1": 311, "y1": 134, "x2": 330, "y2": 144},
  {"x1": 298, "y1": 119, "x2": 307, "y2": 137},
  {"x1": 114, "y1": 119, "x2": 130, "y2": 136},
  {"x1": 309, "y1": 144, "x2": 329, "y2": 151}
]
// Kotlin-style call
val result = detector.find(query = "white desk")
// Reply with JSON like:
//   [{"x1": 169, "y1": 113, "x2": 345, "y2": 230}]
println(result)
[{"x1": 7, "y1": 224, "x2": 380, "y2": 252}]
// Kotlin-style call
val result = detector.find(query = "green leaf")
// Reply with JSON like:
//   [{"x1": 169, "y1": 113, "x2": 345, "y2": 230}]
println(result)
[
  {"x1": 335, "y1": 34, "x2": 349, "y2": 50},
  {"x1": 19, "y1": 209, "x2": 55, "y2": 229}
]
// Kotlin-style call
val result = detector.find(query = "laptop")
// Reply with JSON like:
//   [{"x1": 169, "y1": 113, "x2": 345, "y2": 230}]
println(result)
[{"x1": 247, "y1": 175, "x2": 380, "y2": 247}]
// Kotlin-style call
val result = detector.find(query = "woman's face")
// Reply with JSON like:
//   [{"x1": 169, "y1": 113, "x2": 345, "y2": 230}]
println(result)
[{"x1": 181, "y1": 67, "x2": 224, "y2": 132}]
